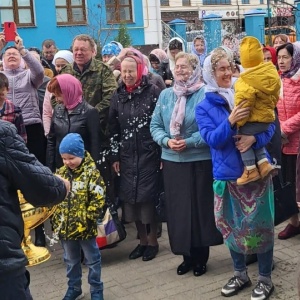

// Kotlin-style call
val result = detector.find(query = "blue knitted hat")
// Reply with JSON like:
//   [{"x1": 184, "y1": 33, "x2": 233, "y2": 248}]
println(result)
[
  {"x1": 59, "y1": 133, "x2": 85, "y2": 158},
  {"x1": 102, "y1": 43, "x2": 119, "y2": 56}
]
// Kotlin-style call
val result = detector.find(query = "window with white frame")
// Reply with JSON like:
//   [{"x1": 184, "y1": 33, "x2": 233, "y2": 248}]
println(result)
[
  {"x1": 55, "y1": 0, "x2": 87, "y2": 25},
  {"x1": 0, "y1": 0, "x2": 35, "y2": 26},
  {"x1": 105, "y1": 0, "x2": 133, "y2": 24}
]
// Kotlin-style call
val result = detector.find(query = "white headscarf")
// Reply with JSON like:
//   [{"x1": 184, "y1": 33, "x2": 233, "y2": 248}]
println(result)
[
  {"x1": 52, "y1": 50, "x2": 74, "y2": 65},
  {"x1": 202, "y1": 51, "x2": 235, "y2": 110}
]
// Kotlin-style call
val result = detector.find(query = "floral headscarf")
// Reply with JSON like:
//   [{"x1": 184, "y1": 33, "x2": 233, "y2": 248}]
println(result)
[
  {"x1": 202, "y1": 48, "x2": 235, "y2": 110},
  {"x1": 279, "y1": 43, "x2": 300, "y2": 79},
  {"x1": 170, "y1": 54, "x2": 204, "y2": 137}
]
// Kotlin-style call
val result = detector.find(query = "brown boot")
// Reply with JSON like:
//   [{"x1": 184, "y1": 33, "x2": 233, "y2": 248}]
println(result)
[
  {"x1": 237, "y1": 167, "x2": 261, "y2": 185},
  {"x1": 258, "y1": 161, "x2": 274, "y2": 179}
]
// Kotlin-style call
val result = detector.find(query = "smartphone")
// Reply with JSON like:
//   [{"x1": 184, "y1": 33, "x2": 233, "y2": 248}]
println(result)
[{"x1": 4, "y1": 22, "x2": 17, "y2": 42}]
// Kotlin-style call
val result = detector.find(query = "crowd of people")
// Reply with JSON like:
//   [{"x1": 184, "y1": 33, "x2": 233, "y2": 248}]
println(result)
[{"x1": 0, "y1": 30, "x2": 299, "y2": 300}]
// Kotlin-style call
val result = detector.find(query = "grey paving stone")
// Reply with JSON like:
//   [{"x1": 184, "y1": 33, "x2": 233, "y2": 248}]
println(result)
[{"x1": 27, "y1": 221, "x2": 300, "y2": 300}]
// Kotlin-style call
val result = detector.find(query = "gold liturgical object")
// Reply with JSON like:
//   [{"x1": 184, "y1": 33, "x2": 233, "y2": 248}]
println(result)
[{"x1": 19, "y1": 191, "x2": 56, "y2": 266}]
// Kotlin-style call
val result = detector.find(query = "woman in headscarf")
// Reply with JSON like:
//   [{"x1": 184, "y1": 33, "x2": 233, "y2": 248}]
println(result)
[
  {"x1": 42, "y1": 50, "x2": 74, "y2": 135},
  {"x1": 276, "y1": 43, "x2": 300, "y2": 240},
  {"x1": 167, "y1": 37, "x2": 186, "y2": 76},
  {"x1": 191, "y1": 35, "x2": 207, "y2": 67},
  {"x1": 109, "y1": 52, "x2": 161, "y2": 261},
  {"x1": 149, "y1": 48, "x2": 173, "y2": 87},
  {"x1": 46, "y1": 74, "x2": 101, "y2": 172},
  {"x1": 151, "y1": 52, "x2": 223, "y2": 276},
  {"x1": 143, "y1": 54, "x2": 166, "y2": 91},
  {"x1": 263, "y1": 46, "x2": 277, "y2": 65},
  {"x1": 195, "y1": 47, "x2": 276, "y2": 299}
]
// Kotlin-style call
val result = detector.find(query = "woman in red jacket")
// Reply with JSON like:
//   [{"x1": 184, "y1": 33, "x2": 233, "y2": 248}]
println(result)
[{"x1": 276, "y1": 43, "x2": 300, "y2": 239}]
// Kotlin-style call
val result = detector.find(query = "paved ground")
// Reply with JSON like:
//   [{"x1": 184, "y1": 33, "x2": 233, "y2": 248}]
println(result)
[{"x1": 29, "y1": 221, "x2": 300, "y2": 300}]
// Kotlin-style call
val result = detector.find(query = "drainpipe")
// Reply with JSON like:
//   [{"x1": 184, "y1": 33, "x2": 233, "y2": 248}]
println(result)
[{"x1": 155, "y1": 0, "x2": 163, "y2": 48}]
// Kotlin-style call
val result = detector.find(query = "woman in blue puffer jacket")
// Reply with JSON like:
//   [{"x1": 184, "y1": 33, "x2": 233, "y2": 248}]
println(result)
[{"x1": 196, "y1": 47, "x2": 276, "y2": 300}]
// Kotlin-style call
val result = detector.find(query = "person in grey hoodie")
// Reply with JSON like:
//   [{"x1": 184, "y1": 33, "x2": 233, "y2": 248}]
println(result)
[{"x1": 0, "y1": 33, "x2": 47, "y2": 246}]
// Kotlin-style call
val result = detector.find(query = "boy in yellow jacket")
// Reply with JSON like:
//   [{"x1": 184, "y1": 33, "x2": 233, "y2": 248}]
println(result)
[
  {"x1": 234, "y1": 36, "x2": 281, "y2": 185},
  {"x1": 52, "y1": 133, "x2": 105, "y2": 300}
]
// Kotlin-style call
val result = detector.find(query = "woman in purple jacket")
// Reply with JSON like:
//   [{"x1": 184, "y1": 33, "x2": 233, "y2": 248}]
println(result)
[{"x1": 196, "y1": 47, "x2": 276, "y2": 300}]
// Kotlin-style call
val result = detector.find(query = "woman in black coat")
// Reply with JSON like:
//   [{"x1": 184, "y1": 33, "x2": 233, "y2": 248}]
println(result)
[
  {"x1": 46, "y1": 74, "x2": 101, "y2": 172},
  {"x1": 109, "y1": 52, "x2": 161, "y2": 261}
]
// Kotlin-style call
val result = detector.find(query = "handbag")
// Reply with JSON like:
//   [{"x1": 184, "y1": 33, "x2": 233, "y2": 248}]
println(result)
[
  {"x1": 96, "y1": 202, "x2": 127, "y2": 249},
  {"x1": 274, "y1": 181, "x2": 299, "y2": 226}
]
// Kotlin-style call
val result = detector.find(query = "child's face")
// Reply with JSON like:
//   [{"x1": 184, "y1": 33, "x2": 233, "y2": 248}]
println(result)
[
  {"x1": 61, "y1": 153, "x2": 82, "y2": 169},
  {"x1": 0, "y1": 87, "x2": 8, "y2": 103}
]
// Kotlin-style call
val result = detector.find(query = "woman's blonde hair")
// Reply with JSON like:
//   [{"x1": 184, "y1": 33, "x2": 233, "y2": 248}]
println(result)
[
  {"x1": 210, "y1": 47, "x2": 234, "y2": 72},
  {"x1": 174, "y1": 52, "x2": 199, "y2": 70},
  {"x1": 273, "y1": 34, "x2": 290, "y2": 45}
]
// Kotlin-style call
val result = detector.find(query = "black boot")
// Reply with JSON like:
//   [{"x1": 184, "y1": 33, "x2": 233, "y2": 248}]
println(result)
[{"x1": 35, "y1": 224, "x2": 46, "y2": 247}]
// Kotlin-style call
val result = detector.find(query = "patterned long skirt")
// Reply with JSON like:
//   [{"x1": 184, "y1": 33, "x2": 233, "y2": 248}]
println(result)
[{"x1": 213, "y1": 177, "x2": 274, "y2": 255}]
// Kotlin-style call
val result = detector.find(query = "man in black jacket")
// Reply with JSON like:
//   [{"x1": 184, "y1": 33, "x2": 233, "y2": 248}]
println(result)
[{"x1": 0, "y1": 120, "x2": 69, "y2": 299}]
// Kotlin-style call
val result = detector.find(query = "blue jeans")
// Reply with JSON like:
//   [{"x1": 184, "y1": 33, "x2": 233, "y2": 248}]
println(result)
[
  {"x1": 230, "y1": 248, "x2": 274, "y2": 277},
  {"x1": 241, "y1": 147, "x2": 267, "y2": 166},
  {"x1": 61, "y1": 238, "x2": 103, "y2": 293}
]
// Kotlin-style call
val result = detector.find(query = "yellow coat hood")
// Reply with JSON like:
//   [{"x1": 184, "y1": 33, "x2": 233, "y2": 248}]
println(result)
[{"x1": 234, "y1": 62, "x2": 281, "y2": 127}]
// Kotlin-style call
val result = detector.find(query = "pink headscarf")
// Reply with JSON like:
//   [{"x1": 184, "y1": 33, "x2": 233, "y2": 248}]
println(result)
[
  {"x1": 125, "y1": 47, "x2": 148, "y2": 75},
  {"x1": 150, "y1": 49, "x2": 168, "y2": 63},
  {"x1": 56, "y1": 74, "x2": 83, "y2": 110}
]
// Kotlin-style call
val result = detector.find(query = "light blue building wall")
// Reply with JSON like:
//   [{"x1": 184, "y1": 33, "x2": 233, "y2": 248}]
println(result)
[{"x1": 1, "y1": 0, "x2": 146, "y2": 49}]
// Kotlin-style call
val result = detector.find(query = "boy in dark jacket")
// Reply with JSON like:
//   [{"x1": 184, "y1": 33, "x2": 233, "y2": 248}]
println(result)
[
  {"x1": 52, "y1": 133, "x2": 105, "y2": 300},
  {"x1": 0, "y1": 73, "x2": 27, "y2": 142}
]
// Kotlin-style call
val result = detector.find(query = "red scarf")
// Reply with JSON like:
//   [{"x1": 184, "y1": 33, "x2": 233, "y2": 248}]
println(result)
[
  {"x1": 263, "y1": 46, "x2": 277, "y2": 66},
  {"x1": 123, "y1": 55, "x2": 144, "y2": 93}
]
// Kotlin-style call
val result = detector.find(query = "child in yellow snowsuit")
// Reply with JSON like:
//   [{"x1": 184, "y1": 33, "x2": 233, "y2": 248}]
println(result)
[{"x1": 234, "y1": 36, "x2": 281, "y2": 185}]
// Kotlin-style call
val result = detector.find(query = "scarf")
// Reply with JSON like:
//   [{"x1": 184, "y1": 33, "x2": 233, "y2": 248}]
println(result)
[
  {"x1": 52, "y1": 50, "x2": 74, "y2": 65},
  {"x1": 280, "y1": 43, "x2": 300, "y2": 79},
  {"x1": 167, "y1": 37, "x2": 186, "y2": 75},
  {"x1": 191, "y1": 36, "x2": 207, "y2": 67},
  {"x1": 56, "y1": 74, "x2": 83, "y2": 110},
  {"x1": 122, "y1": 54, "x2": 145, "y2": 93},
  {"x1": 202, "y1": 54, "x2": 235, "y2": 110},
  {"x1": 263, "y1": 46, "x2": 277, "y2": 66},
  {"x1": 170, "y1": 57, "x2": 204, "y2": 137},
  {"x1": 150, "y1": 49, "x2": 168, "y2": 64}
]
